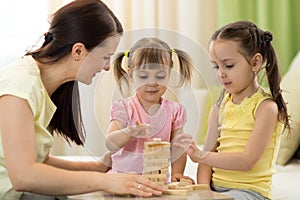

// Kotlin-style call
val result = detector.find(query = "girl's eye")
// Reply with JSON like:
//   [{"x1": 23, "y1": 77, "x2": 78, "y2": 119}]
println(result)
[
  {"x1": 226, "y1": 65, "x2": 234, "y2": 68},
  {"x1": 213, "y1": 65, "x2": 219, "y2": 70},
  {"x1": 103, "y1": 56, "x2": 110, "y2": 60},
  {"x1": 139, "y1": 76, "x2": 148, "y2": 79},
  {"x1": 157, "y1": 76, "x2": 166, "y2": 79}
]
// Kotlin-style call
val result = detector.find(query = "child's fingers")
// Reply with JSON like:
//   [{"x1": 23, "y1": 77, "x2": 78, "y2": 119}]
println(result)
[
  {"x1": 135, "y1": 121, "x2": 150, "y2": 128},
  {"x1": 173, "y1": 134, "x2": 194, "y2": 147},
  {"x1": 126, "y1": 122, "x2": 151, "y2": 137},
  {"x1": 172, "y1": 142, "x2": 185, "y2": 150}
]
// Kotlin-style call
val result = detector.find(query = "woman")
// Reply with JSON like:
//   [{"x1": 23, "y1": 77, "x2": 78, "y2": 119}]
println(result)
[{"x1": 0, "y1": 0, "x2": 164, "y2": 199}]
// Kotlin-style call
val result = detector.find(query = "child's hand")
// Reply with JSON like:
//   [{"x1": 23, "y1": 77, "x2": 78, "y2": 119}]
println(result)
[
  {"x1": 173, "y1": 134, "x2": 202, "y2": 163},
  {"x1": 97, "y1": 151, "x2": 114, "y2": 172},
  {"x1": 171, "y1": 173, "x2": 195, "y2": 184},
  {"x1": 125, "y1": 121, "x2": 150, "y2": 138}
]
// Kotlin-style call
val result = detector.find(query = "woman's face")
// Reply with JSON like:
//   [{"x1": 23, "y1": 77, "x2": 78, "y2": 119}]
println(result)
[{"x1": 77, "y1": 35, "x2": 120, "y2": 85}]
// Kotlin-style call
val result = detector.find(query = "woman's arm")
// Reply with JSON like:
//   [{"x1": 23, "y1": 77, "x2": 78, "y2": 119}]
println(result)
[
  {"x1": 0, "y1": 95, "x2": 164, "y2": 197},
  {"x1": 44, "y1": 151, "x2": 113, "y2": 173}
]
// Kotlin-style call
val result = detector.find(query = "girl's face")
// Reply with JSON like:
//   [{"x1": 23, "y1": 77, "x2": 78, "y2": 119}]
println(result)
[
  {"x1": 77, "y1": 35, "x2": 120, "y2": 85},
  {"x1": 209, "y1": 40, "x2": 258, "y2": 101},
  {"x1": 131, "y1": 64, "x2": 170, "y2": 104}
]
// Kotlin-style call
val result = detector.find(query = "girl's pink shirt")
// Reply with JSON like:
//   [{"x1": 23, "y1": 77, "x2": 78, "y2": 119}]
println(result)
[{"x1": 109, "y1": 93, "x2": 187, "y2": 173}]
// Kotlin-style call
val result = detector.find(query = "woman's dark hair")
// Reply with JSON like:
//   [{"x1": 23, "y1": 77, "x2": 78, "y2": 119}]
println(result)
[
  {"x1": 26, "y1": 0, "x2": 123, "y2": 145},
  {"x1": 212, "y1": 20, "x2": 290, "y2": 133}
]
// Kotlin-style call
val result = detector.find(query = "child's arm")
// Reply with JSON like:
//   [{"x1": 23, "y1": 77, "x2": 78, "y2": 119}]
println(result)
[
  {"x1": 105, "y1": 120, "x2": 150, "y2": 151},
  {"x1": 176, "y1": 99, "x2": 278, "y2": 171},
  {"x1": 200, "y1": 99, "x2": 278, "y2": 170},
  {"x1": 170, "y1": 129, "x2": 195, "y2": 183},
  {"x1": 197, "y1": 105, "x2": 220, "y2": 186}
]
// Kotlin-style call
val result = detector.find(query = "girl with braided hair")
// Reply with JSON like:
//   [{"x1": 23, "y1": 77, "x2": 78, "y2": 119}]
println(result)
[{"x1": 175, "y1": 20, "x2": 291, "y2": 200}]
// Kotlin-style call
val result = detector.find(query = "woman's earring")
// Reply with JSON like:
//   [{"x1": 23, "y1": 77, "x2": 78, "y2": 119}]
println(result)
[{"x1": 75, "y1": 57, "x2": 79, "y2": 62}]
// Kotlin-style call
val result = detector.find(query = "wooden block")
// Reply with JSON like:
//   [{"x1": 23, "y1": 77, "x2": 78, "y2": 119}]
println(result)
[
  {"x1": 143, "y1": 173, "x2": 166, "y2": 179},
  {"x1": 144, "y1": 142, "x2": 170, "y2": 149},
  {"x1": 167, "y1": 182, "x2": 181, "y2": 189},
  {"x1": 178, "y1": 186, "x2": 193, "y2": 191},
  {"x1": 142, "y1": 138, "x2": 172, "y2": 187},
  {"x1": 167, "y1": 182, "x2": 193, "y2": 191},
  {"x1": 153, "y1": 138, "x2": 162, "y2": 142},
  {"x1": 144, "y1": 146, "x2": 170, "y2": 153},
  {"x1": 143, "y1": 150, "x2": 170, "y2": 159},
  {"x1": 191, "y1": 184, "x2": 210, "y2": 190},
  {"x1": 179, "y1": 178, "x2": 193, "y2": 186},
  {"x1": 163, "y1": 189, "x2": 188, "y2": 195},
  {"x1": 143, "y1": 166, "x2": 169, "y2": 173},
  {"x1": 143, "y1": 158, "x2": 169, "y2": 166}
]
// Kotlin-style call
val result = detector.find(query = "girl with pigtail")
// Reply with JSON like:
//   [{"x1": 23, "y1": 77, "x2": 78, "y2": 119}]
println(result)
[
  {"x1": 175, "y1": 21, "x2": 291, "y2": 200},
  {"x1": 105, "y1": 37, "x2": 194, "y2": 183}
]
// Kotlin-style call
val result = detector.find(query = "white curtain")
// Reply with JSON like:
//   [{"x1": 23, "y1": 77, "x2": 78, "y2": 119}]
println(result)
[
  {"x1": 51, "y1": 0, "x2": 217, "y2": 49},
  {"x1": 107, "y1": 0, "x2": 217, "y2": 48}
]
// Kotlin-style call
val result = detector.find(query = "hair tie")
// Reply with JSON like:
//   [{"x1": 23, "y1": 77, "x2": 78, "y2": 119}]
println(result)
[
  {"x1": 264, "y1": 31, "x2": 273, "y2": 44},
  {"x1": 44, "y1": 32, "x2": 54, "y2": 44},
  {"x1": 171, "y1": 48, "x2": 175, "y2": 53},
  {"x1": 124, "y1": 50, "x2": 130, "y2": 58}
]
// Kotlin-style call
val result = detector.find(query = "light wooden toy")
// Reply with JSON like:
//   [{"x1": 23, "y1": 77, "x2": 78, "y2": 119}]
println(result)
[
  {"x1": 143, "y1": 138, "x2": 170, "y2": 186},
  {"x1": 143, "y1": 138, "x2": 207, "y2": 195}
]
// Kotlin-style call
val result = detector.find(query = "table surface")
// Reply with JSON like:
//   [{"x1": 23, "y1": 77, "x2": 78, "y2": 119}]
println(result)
[
  {"x1": 69, "y1": 190, "x2": 234, "y2": 200},
  {"x1": 60, "y1": 156, "x2": 233, "y2": 200}
]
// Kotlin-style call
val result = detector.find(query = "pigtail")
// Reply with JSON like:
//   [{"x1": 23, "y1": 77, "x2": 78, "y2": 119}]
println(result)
[
  {"x1": 264, "y1": 39, "x2": 291, "y2": 134},
  {"x1": 172, "y1": 48, "x2": 192, "y2": 86},
  {"x1": 112, "y1": 52, "x2": 130, "y2": 96}
]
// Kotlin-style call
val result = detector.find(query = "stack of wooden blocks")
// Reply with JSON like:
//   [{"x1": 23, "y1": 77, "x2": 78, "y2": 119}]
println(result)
[
  {"x1": 142, "y1": 138, "x2": 209, "y2": 195},
  {"x1": 143, "y1": 138, "x2": 170, "y2": 186}
]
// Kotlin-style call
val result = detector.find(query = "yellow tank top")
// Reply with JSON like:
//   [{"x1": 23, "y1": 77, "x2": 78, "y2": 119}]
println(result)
[{"x1": 212, "y1": 87, "x2": 282, "y2": 199}]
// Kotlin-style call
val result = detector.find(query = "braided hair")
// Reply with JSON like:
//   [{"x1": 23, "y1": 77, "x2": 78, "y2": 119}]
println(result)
[{"x1": 211, "y1": 20, "x2": 290, "y2": 133}]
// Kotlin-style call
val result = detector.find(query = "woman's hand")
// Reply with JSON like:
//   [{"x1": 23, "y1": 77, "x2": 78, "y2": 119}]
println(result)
[{"x1": 103, "y1": 173, "x2": 165, "y2": 197}]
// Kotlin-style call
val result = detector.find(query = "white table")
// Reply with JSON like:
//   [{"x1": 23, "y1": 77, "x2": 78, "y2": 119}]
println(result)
[{"x1": 69, "y1": 190, "x2": 234, "y2": 200}]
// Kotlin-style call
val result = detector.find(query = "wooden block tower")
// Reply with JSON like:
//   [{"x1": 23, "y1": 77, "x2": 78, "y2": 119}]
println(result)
[
  {"x1": 142, "y1": 138, "x2": 206, "y2": 195},
  {"x1": 142, "y1": 138, "x2": 170, "y2": 186}
]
